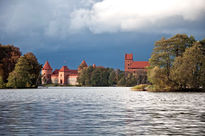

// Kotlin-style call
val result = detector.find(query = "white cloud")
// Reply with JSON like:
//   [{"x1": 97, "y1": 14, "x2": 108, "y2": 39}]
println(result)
[
  {"x1": 0, "y1": 0, "x2": 204, "y2": 38},
  {"x1": 0, "y1": 0, "x2": 98, "y2": 37},
  {"x1": 70, "y1": 0, "x2": 205, "y2": 33}
]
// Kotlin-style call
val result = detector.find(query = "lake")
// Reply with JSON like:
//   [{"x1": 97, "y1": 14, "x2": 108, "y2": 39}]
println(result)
[{"x1": 0, "y1": 87, "x2": 205, "y2": 135}]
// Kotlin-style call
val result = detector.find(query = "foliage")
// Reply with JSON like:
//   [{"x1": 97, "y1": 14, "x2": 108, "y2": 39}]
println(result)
[
  {"x1": 117, "y1": 76, "x2": 126, "y2": 86},
  {"x1": 0, "y1": 76, "x2": 5, "y2": 88},
  {"x1": 78, "y1": 66, "x2": 111, "y2": 86},
  {"x1": 149, "y1": 34, "x2": 194, "y2": 80},
  {"x1": 24, "y1": 52, "x2": 42, "y2": 87},
  {"x1": 77, "y1": 66, "x2": 93, "y2": 86},
  {"x1": 171, "y1": 42, "x2": 205, "y2": 90},
  {"x1": 0, "y1": 44, "x2": 21, "y2": 82},
  {"x1": 7, "y1": 52, "x2": 41, "y2": 88},
  {"x1": 78, "y1": 65, "x2": 148, "y2": 87},
  {"x1": 7, "y1": 56, "x2": 32, "y2": 88},
  {"x1": 90, "y1": 68, "x2": 109, "y2": 86},
  {"x1": 108, "y1": 70, "x2": 117, "y2": 85},
  {"x1": 148, "y1": 34, "x2": 205, "y2": 91}
]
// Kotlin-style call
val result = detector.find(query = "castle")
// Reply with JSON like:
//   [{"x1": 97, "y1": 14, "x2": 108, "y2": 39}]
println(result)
[
  {"x1": 41, "y1": 53, "x2": 148, "y2": 85},
  {"x1": 124, "y1": 53, "x2": 149, "y2": 73},
  {"x1": 41, "y1": 60, "x2": 88, "y2": 85}
]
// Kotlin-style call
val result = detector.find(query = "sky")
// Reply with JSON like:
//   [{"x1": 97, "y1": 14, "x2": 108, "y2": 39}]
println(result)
[{"x1": 0, "y1": 0, "x2": 205, "y2": 70}]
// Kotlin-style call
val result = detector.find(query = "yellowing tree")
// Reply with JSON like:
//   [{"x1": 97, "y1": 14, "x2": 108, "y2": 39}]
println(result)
[
  {"x1": 171, "y1": 42, "x2": 205, "y2": 90},
  {"x1": 148, "y1": 34, "x2": 196, "y2": 91}
]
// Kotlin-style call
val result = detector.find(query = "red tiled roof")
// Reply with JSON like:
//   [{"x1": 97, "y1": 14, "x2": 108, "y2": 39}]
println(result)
[
  {"x1": 81, "y1": 60, "x2": 88, "y2": 67},
  {"x1": 125, "y1": 54, "x2": 133, "y2": 60},
  {"x1": 59, "y1": 66, "x2": 69, "y2": 72},
  {"x1": 43, "y1": 61, "x2": 52, "y2": 70},
  {"x1": 130, "y1": 61, "x2": 149, "y2": 69},
  {"x1": 69, "y1": 70, "x2": 78, "y2": 74},
  {"x1": 52, "y1": 69, "x2": 59, "y2": 75}
]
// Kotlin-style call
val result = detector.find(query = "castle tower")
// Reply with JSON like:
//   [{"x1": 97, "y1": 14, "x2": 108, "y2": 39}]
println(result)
[
  {"x1": 125, "y1": 53, "x2": 133, "y2": 72},
  {"x1": 42, "y1": 61, "x2": 53, "y2": 84},
  {"x1": 58, "y1": 66, "x2": 69, "y2": 85}
]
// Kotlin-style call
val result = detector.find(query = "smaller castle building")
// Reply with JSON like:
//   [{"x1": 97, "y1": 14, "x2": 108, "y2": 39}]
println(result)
[
  {"x1": 124, "y1": 53, "x2": 149, "y2": 73},
  {"x1": 42, "y1": 60, "x2": 88, "y2": 85}
]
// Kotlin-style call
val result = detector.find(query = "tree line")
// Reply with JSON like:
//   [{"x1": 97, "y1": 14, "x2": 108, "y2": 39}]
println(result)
[
  {"x1": 0, "y1": 44, "x2": 41, "y2": 88},
  {"x1": 77, "y1": 65, "x2": 148, "y2": 87},
  {"x1": 148, "y1": 34, "x2": 205, "y2": 91}
]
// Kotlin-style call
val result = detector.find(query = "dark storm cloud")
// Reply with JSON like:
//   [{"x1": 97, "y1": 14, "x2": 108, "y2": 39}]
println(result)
[{"x1": 0, "y1": 0, "x2": 205, "y2": 69}]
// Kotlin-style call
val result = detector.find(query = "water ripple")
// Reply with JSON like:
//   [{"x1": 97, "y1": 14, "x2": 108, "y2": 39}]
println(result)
[{"x1": 0, "y1": 87, "x2": 205, "y2": 135}]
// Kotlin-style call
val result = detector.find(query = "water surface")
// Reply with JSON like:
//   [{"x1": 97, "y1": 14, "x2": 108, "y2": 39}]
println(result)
[{"x1": 0, "y1": 87, "x2": 205, "y2": 135}]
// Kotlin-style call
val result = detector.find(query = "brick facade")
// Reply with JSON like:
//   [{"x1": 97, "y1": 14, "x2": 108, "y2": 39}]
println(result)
[
  {"x1": 42, "y1": 61, "x2": 79, "y2": 85},
  {"x1": 124, "y1": 53, "x2": 149, "y2": 73}
]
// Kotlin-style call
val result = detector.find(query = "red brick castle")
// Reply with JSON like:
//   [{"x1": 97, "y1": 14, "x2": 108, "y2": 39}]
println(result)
[
  {"x1": 42, "y1": 60, "x2": 88, "y2": 85},
  {"x1": 41, "y1": 53, "x2": 148, "y2": 85},
  {"x1": 124, "y1": 53, "x2": 149, "y2": 73}
]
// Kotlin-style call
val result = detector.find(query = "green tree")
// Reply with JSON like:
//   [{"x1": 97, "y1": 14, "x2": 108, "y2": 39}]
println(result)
[
  {"x1": 148, "y1": 66, "x2": 171, "y2": 90},
  {"x1": 108, "y1": 70, "x2": 117, "y2": 85},
  {"x1": 126, "y1": 73, "x2": 140, "y2": 86},
  {"x1": 117, "y1": 76, "x2": 126, "y2": 86},
  {"x1": 91, "y1": 68, "x2": 103, "y2": 86},
  {"x1": 24, "y1": 52, "x2": 42, "y2": 87},
  {"x1": 148, "y1": 34, "x2": 195, "y2": 90},
  {"x1": 77, "y1": 68, "x2": 88, "y2": 86},
  {"x1": 135, "y1": 71, "x2": 148, "y2": 85},
  {"x1": 7, "y1": 56, "x2": 32, "y2": 88},
  {"x1": 171, "y1": 42, "x2": 205, "y2": 90}
]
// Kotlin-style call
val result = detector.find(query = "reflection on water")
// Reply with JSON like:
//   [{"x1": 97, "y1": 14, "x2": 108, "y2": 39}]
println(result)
[{"x1": 0, "y1": 87, "x2": 205, "y2": 135}]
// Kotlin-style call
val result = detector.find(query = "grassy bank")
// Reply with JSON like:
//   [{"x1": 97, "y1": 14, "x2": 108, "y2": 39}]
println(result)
[{"x1": 132, "y1": 84, "x2": 205, "y2": 92}]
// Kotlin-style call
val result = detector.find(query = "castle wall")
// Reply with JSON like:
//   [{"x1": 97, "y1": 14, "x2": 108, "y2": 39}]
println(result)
[
  {"x1": 58, "y1": 71, "x2": 71, "y2": 85},
  {"x1": 42, "y1": 70, "x2": 52, "y2": 84},
  {"x1": 124, "y1": 54, "x2": 134, "y2": 72},
  {"x1": 42, "y1": 69, "x2": 52, "y2": 75},
  {"x1": 125, "y1": 59, "x2": 133, "y2": 72},
  {"x1": 67, "y1": 76, "x2": 78, "y2": 85},
  {"x1": 41, "y1": 61, "x2": 81, "y2": 85},
  {"x1": 124, "y1": 53, "x2": 148, "y2": 73},
  {"x1": 51, "y1": 75, "x2": 58, "y2": 84}
]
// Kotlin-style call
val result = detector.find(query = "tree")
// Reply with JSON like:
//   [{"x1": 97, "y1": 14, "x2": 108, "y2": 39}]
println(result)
[
  {"x1": 108, "y1": 70, "x2": 117, "y2": 85},
  {"x1": 24, "y1": 52, "x2": 42, "y2": 87},
  {"x1": 148, "y1": 66, "x2": 171, "y2": 90},
  {"x1": 171, "y1": 42, "x2": 205, "y2": 90},
  {"x1": 135, "y1": 70, "x2": 148, "y2": 85},
  {"x1": 77, "y1": 68, "x2": 87, "y2": 86},
  {"x1": 117, "y1": 76, "x2": 126, "y2": 86},
  {"x1": 90, "y1": 68, "x2": 103, "y2": 86},
  {"x1": 148, "y1": 34, "x2": 195, "y2": 90},
  {"x1": 0, "y1": 44, "x2": 21, "y2": 82},
  {"x1": 7, "y1": 56, "x2": 32, "y2": 88}
]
